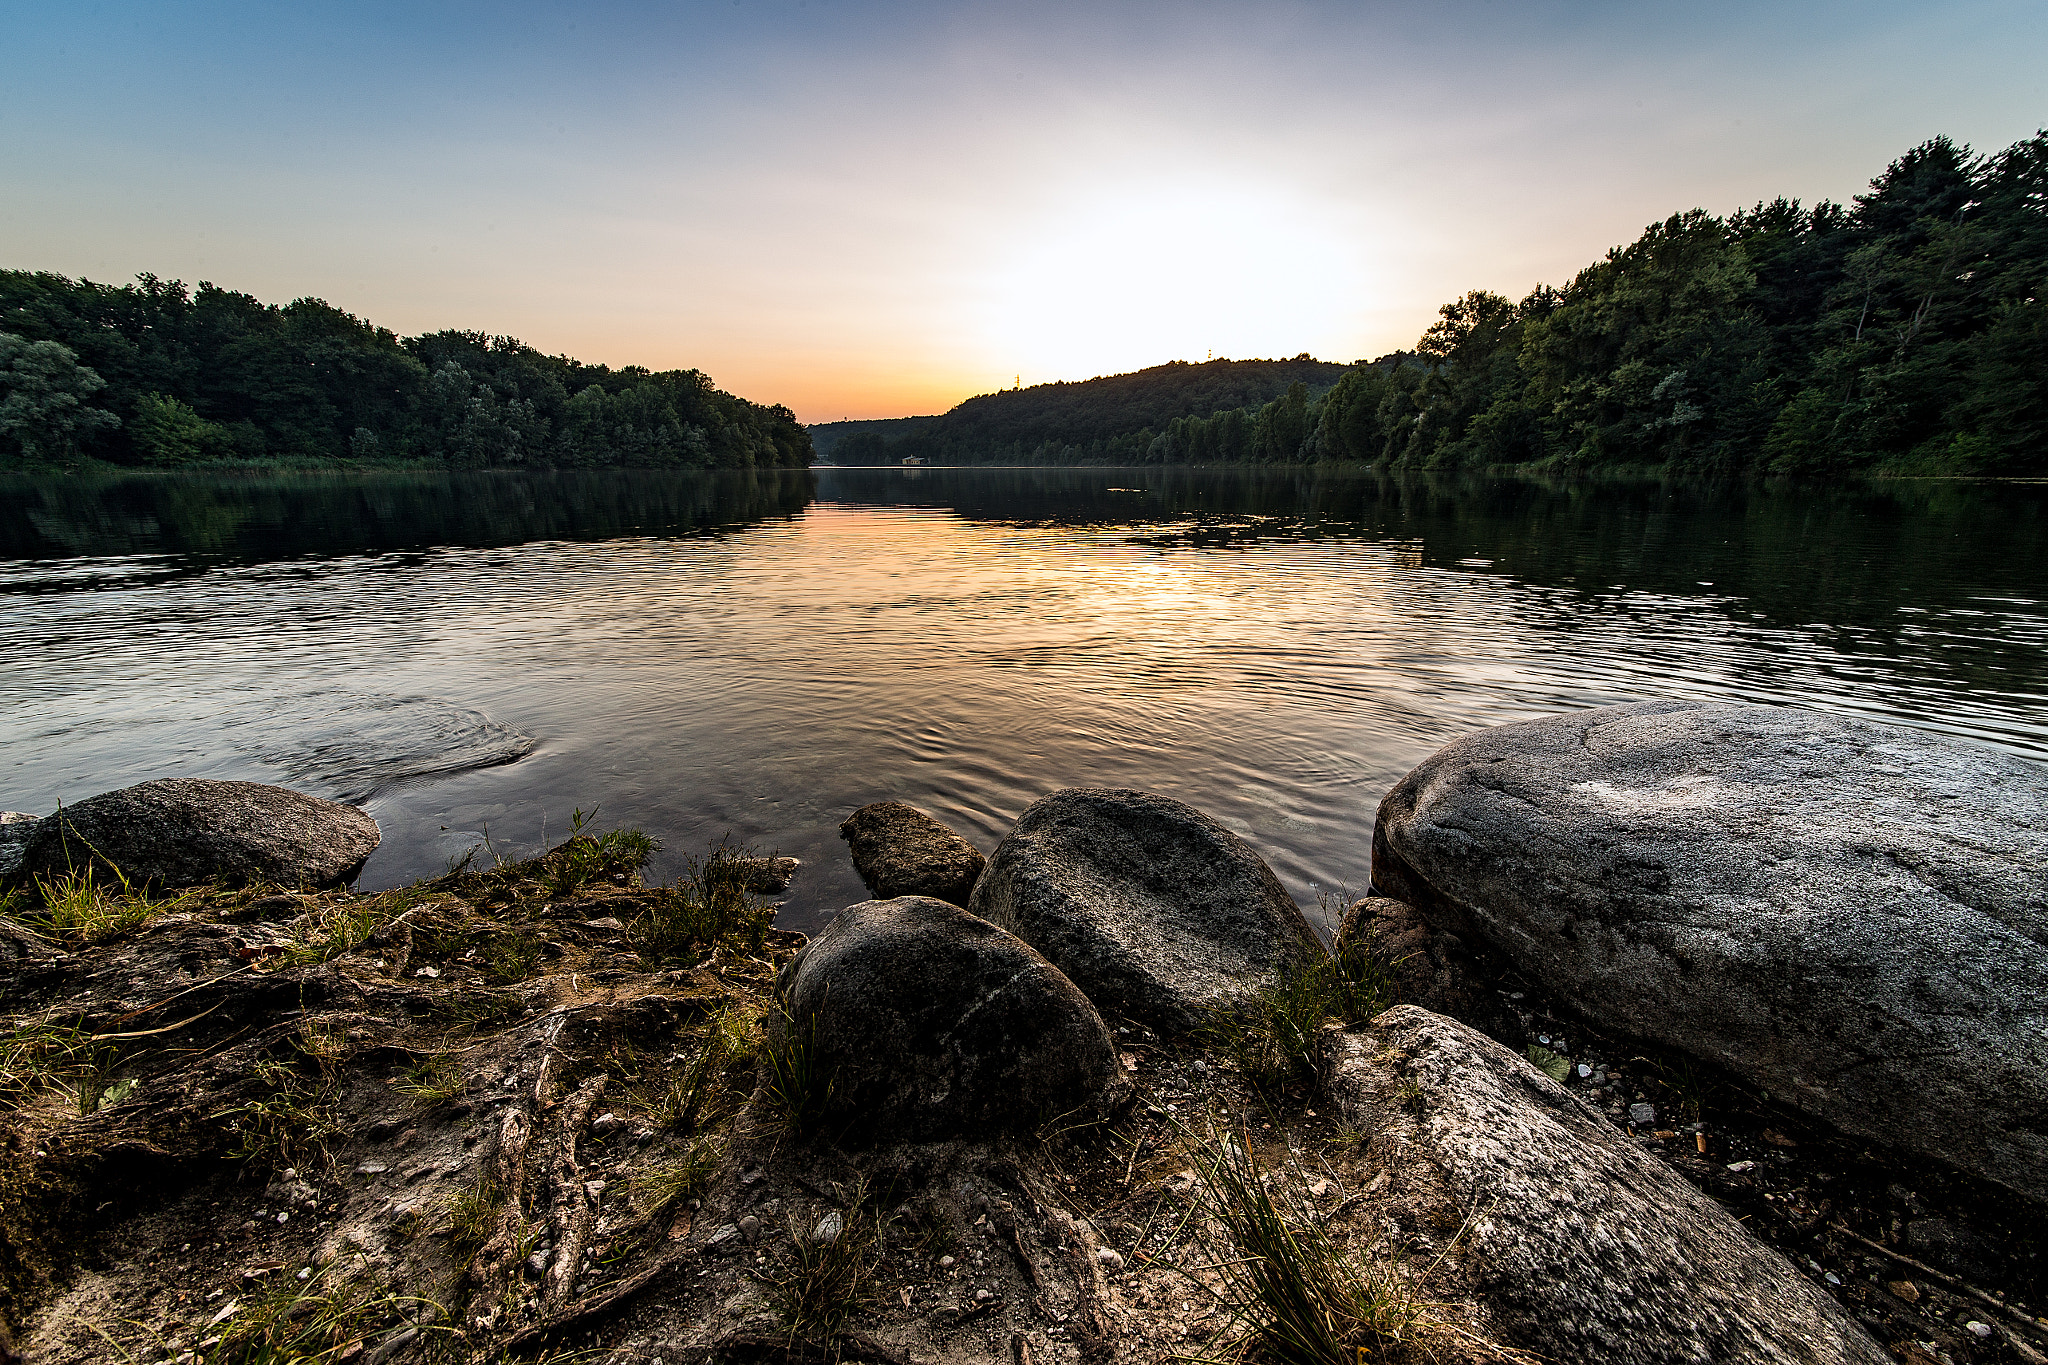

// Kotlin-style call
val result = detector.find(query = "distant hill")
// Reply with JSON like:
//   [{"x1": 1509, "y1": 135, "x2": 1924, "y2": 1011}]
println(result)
[
  {"x1": 814, "y1": 356, "x2": 1378, "y2": 465},
  {"x1": 807, "y1": 415, "x2": 938, "y2": 460}
]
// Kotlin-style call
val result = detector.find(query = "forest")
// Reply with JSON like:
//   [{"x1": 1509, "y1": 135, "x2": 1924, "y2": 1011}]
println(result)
[
  {"x1": 832, "y1": 131, "x2": 2047, "y2": 477},
  {"x1": 813, "y1": 355, "x2": 1364, "y2": 465},
  {"x1": 0, "y1": 275, "x2": 812, "y2": 469}
]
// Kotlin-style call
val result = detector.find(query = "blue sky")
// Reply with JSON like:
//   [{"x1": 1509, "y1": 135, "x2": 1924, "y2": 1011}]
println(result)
[{"x1": 3, "y1": 1, "x2": 2042, "y2": 419}]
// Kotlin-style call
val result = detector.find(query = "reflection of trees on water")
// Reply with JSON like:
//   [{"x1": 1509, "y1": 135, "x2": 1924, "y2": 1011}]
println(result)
[
  {"x1": 0, "y1": 467, "x2": 818, "y2": 568},
  {"x1": 817, "y1": 465, "x2": 2047, "y2": 634}
]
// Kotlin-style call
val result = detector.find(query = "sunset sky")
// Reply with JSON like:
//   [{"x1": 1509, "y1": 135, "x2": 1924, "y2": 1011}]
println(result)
[{"x1": 3, "y1": 1, "x2": 2042, "y2": 422}]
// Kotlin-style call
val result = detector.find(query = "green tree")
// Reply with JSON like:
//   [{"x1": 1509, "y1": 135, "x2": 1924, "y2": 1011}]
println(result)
[
  {"x1": 130, "y1": 392, "x2": 231, "y2": 465},
  {"x1": 0, "y1": 331, "x2": 121, "y2": 463}
]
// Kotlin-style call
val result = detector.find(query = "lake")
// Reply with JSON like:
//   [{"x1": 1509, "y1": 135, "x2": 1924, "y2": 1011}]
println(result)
[{"x1": 3, "y1": 464, "x2": 2043, "y2": 935}]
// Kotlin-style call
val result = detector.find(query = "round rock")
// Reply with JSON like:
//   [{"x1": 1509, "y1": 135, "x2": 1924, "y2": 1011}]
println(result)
[
  {"x1": 967, "y1": 787, "x2": 1326, "y2": 1032},
  {"x1": 1372, "y1": 700, "x2": 2048, "y2": 1204},
  {"x1": 772, "y1": 896, "x2": 1126, "y2": 1143},
  {"x1": 13, "y1": 778, "x2": 381, "y2": 891},
  {"x1": 839, "y1": 801, "x2": 986, "y2": 907}
]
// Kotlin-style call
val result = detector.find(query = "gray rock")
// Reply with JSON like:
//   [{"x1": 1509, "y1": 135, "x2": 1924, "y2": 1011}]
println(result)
[
  {"x1": 11, "y1": 779, "x2": 380, "y2": 891},
  {"x1": 773, "y1": 895, "x2": 1126, "y2": 1143},
  {"x1": 1321, "y1": 1006, "x2": 1889, "y2": 1365},
  {"x1": 839, "y1": 802, "x2": 985, "y2": 906},
  {"x1": 1335, "y1": 895, "x2": 1511, "y2": 1040},
  {"x1": 731, "y1": 855, "x2": 800, "y2": 895},
  {"x1": 1629, "y1": 1102, "x2": 1657, "y2": 1127},
  {"x1": 1372, "y1": 701, "x2": 2048, "y2": 1204},
  {"x1": 967, "y1": 788, "x2": 1326, "y2": 1032},
  {"x1": 0, "y1": 812, "x2": 35, "y2": 880}
]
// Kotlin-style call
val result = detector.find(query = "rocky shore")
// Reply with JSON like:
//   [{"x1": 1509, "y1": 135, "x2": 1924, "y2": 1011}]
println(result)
[{"x1": 0, "y1": 701, "x2": 2042, "y2": 1365}]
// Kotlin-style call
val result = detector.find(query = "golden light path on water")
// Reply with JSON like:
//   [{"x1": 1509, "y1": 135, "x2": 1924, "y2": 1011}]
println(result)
[{"x1": 2, "y1": 469, "x2": 2043, "y2": 935}]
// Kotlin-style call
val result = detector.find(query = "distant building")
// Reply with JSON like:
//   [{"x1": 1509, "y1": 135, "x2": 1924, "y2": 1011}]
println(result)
[{"x1": 901, "y1": 456, "x2": 927, "y2": 466}]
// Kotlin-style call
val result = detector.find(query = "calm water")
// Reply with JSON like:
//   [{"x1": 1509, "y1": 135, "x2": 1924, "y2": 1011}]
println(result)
[{"x1": 3, "y1": 465, "x2": 2044, "y2": 935}]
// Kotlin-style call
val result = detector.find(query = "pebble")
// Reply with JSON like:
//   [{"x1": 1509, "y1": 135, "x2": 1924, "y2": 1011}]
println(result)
[
  {"x1": 738, "y1": 1216, "x2": 762, "y2": 1243},
  {"x1": 590, "y1": 1112, "x2": 621, "y2": 1136},
  {"x1": 974, "y1": 1289, "x2": 993, "y2": 1302},
  {"x1": 526, "y1": 1250, "x2": 550, "y2": 1276},
  {"x1": 583, "y1": 917, "x2": 626, "y2": 931},
  {"x1": 414, "y1": 966, "x2": 440, "y2": 979},
  {"x1": 812, "y1": 1211, "x2": 844, "y2": 1245},
  {"x1": 1887, "y1": 1280, "x2": 1921, "y2": 1303},
  {"x1": 1966, "y1": 1322, "x2": 1993, "y2": 1339},
  {"x1": 1576, "y1": 1064, "x2": 1593, "y2": 1079},
  {"x1": 938, "y1": 1255, "x2": 956, "y2": 1269},
  {"x1": 1726, "y1": 1160, "x2": 1757, "y2": 1173},
  {"x1": 355, "y1": 1162, "x2": 388, "y2": 1176},
  {"x1": 1628, "y1": 1103, "x2": 1657, "y2": 1126},
  {"x1": 1096, "y1": 1248, "x2": 1124, "y2": 1270}
]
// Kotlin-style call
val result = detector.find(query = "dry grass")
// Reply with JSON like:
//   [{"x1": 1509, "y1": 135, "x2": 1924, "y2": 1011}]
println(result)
[
  {"x1": 1183, "y1": 1123, "x2": 1537, "y2": 1365},
  {"x1": 758, "y1": 1180, "x2": 880, "y2": 1347}
]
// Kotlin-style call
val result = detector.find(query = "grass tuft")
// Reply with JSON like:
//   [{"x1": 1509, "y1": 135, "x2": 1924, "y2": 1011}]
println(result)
[
  {"x1": 633, "y1": 840, "x2": 775, "y2": 965},
  {"x1": 23, "y1": 864, "x2": 193, "y2": 945},
  {"x1": 203, "y1": 1265, "x2": 449, "y2": 1365},
  {"x1": 632, "y1": 1137, "x2": 724, "y2": 1216},
  {"x1": 395, "y1": 1050, "x2": 465, "y2": 1106},
  {"x1": 1190, "y1": 1122, "x2": 1426, "y2": 1363},
  {"x1": 758, "y1": 1180, "x2": 879, "y2": 1347},
  {"x1": 645, "y1": 1000, "x2": 760, "y2": 1133},
  {"x1": 445, "y1": 1175, "x2": 503, "y2": 1264},
  {"x1": 1207, "y1": 939, "x2": 1396, "y2": 1099},
  {"x1": 214, "y1": 1056, "x2": 346, "y2": 1171},
  {"x1": 762, "y1": 999, "x2": 836, "y2": 1137}
]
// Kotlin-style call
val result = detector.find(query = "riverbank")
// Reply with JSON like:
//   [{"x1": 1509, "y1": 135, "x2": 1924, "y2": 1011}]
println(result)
[{"x1": 4, "y1": 703, "x2": 2043, "y2": 1364}]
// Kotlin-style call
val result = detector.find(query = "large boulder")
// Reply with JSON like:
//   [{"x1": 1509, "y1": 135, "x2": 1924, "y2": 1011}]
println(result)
[
  {"x1": 967, "y1": 788, "x2": 1325, "y2": 1032},
  {"x1": 1322, "y1": 1006, "x2": 1890, "y2": 1365},
  {"x1": 12, "y1": 779, "x2": 381, "y2": 891},
  {"x1": 839, "y1": 801, "x2": 986, "y2": 906},
  {"x1": 772, "y1": 896, "x2": 1126, "y2": 1143},
  {"x1": 1372, "y1": 700, "x2": 2048, "y2": 1203}
]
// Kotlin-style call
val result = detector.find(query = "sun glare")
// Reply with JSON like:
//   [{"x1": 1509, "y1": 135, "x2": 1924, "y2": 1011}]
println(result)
[{"x1": 978, "y1": 185, "x2": 1365, "y2": 383}]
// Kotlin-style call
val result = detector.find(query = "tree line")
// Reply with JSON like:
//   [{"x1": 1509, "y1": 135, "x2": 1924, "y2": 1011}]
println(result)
[
  {"x1": 834, "y1": 131, "x2": 2048, "y2": 477},
  {"x1": 0, "y1": 273, "x2": 812, "y2": 469}
]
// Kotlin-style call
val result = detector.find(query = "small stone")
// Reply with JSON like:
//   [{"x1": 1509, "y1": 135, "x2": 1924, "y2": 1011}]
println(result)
[
  {"x1": 589, "y1": 1112, "x2": 621, "y2": 1136},
  {"x1": 974, "y1": 1289, "x2": 993, "y2": 1302},
  {"x1": 1095, "y1": 1247, "x2": 1124, "y2": 1270},
  {"x1": 1966, "y1": 1321, "x2": 1993, "y2": 1339},
  {"x1": 1725, "y1": 1160, "x2": 1756, "y2": 1173},
  {"x1": 525, "y1": 1251, "x2": 550, "y2": 1276},
  {"x1": 1628, "y1": 1103, "x2": 1656, "y2": 1126},
  {"x1": 1576, "y1": 1063, "x2": 1593, "y2": 1079},
  {"x1": 1886, "y1": 1280, "x2": 1921, "y2": 1303},
  {"x1": 703, "y1": 1224, "x2": 740, "y2": 1249},
  {"x1": 813, "y1": 1211, "x2": 845, "y2": 1245},
  {"x1": 354, "y1": 1162, "x2": 388, "y2": 1176},
  {"x1": 938, "y1": 1255, "x2": 956, "y2": 1268},
  {"x1": 583, "y1": 917, "x2": 626, "y2": 931},
  {"x1": 414, "y1": 966, "x2": 440, "y2": 979},
  {"x1": 738, "y1": 1215, "x2": 762, "y2": 1243}
]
